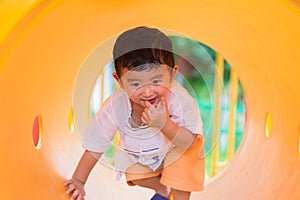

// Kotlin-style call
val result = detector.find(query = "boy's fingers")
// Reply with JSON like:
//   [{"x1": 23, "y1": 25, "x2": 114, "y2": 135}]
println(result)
[
  {"x1": 66, "y1": 184, "x2": 75, "y2": 194},
  {"x1": 160, "y1": 97, "x2": 167, "y2": 108},
  {"x1": 141, "y1": 112, "x2": 150, "y2": 125},
  {"x1": 64, "y1": 181, "x2": 70, "y2": 186},
  {"x1": 78, "y1": 193, "x2": 85, "y2": 200},
  {"x1": 144, "y1": 108, "x2": 151, "y2": 116},
  {"x1": 145, "y1": 101, "x2": 156, "y2": 113},
  {"x1": 144, "y1": 101, "x2": 152, "y2": 109},
  {"x1": 160, "y1": 97, "x2": 169, "y2": 113},
  {"x1": 142, "y1": 111, "x2": 147, "y2": 119},
  {"x1": 71, "y1": 190, "x2": 80, "y2": 200},
  {"x1": 141, "y1": 117, "x2": 146, "y2": 125},
  {"x1": 64, "y1": 179, "x2": 73, "y2": 186}
]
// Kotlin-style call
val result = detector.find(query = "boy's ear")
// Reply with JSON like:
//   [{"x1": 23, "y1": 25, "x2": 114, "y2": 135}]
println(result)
[
  {"x1": 171, "y1": 65, "x2": 179, "y2": 81},
  {"x1": 112, "y1": 72, "x2": 124, "y2": 88}
]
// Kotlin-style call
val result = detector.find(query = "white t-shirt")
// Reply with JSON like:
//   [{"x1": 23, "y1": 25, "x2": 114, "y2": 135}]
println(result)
[{"x1": 84, "y1": 81, "x2": 203, "y2": 176}]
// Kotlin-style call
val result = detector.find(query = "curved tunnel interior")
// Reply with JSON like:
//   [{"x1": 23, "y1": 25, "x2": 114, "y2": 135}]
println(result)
[{"x1": 0, "y1": 1, "x2": 300, "y2": 199}]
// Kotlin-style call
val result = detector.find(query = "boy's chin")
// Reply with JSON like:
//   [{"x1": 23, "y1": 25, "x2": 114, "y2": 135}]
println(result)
[
  {"x1": 131, "y1": 101, "x2": 146, "y2": 108},
  {"x1": 140, "y1": 101, "x2": 154, "y2": 107}
]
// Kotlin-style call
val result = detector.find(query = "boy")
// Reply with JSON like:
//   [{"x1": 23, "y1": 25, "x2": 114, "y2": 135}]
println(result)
[{"x1": 64, "y1": 26, "x2": 204, "y2": 200}]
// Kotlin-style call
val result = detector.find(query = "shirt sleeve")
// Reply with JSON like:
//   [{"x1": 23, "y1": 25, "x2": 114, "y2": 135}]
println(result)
[
  {"x1": 83, "y1": 98, "x2": 119, "y2": 153},
  {"x1": 168, "y1": 83, "x2": 204, "y2": 136},
  {"x1": 181, "y1": 98, "x2": 203, "y2": 135}
]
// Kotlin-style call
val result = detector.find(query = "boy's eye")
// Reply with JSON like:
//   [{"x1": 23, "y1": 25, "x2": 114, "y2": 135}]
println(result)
[
  {"x1": 152, "y1": 79, "x2": 162, "y2": 85},
  {"x1": 130, "y1": 82, "x2": 140, "y2": 87}
]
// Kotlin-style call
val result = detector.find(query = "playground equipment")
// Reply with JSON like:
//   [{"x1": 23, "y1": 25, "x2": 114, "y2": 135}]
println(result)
[{"x1": 0, "y1": 0, "x2": 300, "y2": 199}]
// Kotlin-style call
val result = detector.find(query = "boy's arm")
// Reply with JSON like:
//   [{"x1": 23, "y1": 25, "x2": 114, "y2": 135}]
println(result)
[
  {"x1": 72, "y1": 150, "x2": 103, "y2": 184},
  {"x1": 64, "y1": 150, "x2": 103, "y2": 199},
  {"x1": 161, "y1": 118, "x2": 196, "y2": 150}
]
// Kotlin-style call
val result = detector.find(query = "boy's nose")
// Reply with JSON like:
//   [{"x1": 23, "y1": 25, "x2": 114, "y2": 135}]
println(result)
[{"x1": 141, "y1": 84, "x2": 154, "y2": 97}]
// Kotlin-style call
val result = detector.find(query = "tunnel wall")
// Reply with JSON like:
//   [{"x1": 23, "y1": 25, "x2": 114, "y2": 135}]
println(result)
[{"x1": 0, "y1": 0, "x2": 300, "y2": 199}]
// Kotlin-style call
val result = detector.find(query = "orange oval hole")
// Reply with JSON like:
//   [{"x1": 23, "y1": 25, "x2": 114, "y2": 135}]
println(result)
[{"x1": 32, "y1": 115, "x2": 43, "y2": 149}]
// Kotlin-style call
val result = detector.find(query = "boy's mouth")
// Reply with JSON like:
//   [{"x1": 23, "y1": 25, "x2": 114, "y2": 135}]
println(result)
[{"x1": 144, "y1": 97, "x2": 158, "y2": 105}]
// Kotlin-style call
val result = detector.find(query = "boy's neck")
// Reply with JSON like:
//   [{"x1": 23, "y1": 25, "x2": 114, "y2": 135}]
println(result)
[{"x1": 130, "y1": 100, "x2": 144, "y2": 112}]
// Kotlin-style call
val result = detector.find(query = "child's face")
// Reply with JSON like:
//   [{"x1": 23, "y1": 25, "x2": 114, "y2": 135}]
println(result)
[{"x1": 113, "y1": 65, "x2": 178, "y2": 108}]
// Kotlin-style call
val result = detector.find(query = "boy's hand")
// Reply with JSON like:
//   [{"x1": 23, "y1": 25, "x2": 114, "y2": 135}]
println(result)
[
  {"x1": 64, "y1": 178, "x2": 86, "y2": 200},
  {"x1": 141, "y1": 97, "x2": 169, "y2": 130}
]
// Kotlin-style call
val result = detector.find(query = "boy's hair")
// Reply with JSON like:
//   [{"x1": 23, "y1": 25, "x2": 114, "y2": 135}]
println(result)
[{"x1": 113, "y1": 26, "x2": 175, "y2": 77}]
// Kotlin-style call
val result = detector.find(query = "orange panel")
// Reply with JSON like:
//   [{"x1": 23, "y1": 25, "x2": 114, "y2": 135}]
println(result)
[{"x1": 0, "y1": 0, "x2": 300, "y2": 199}]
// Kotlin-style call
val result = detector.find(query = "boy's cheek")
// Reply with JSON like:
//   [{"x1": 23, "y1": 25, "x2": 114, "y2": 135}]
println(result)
[
  {"x1": 128, "y1": 92, "x2": 140, "y2": 103},
  {"x1": 159, "y1": 82, "x2": 172, "y2": 90},
  {"x1": 159, "y1": 85, "x2": 171, "y2": 95},
  {"x1": 122, "y1": 86, "x2": 136, "y2": 96},
  {"x1": 128, "y1": 90, "x2": 139, "y2": 98}
]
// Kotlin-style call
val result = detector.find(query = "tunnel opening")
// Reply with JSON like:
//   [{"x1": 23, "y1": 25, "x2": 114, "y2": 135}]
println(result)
[{"x1": 88, "y1": 35, "x2": 247, "y2": 180}]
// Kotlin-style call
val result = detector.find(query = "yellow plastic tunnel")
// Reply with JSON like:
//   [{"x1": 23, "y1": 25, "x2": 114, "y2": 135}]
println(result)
[{"x1": 0, "y1": 0, "x2": 300, "y2": 199}]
